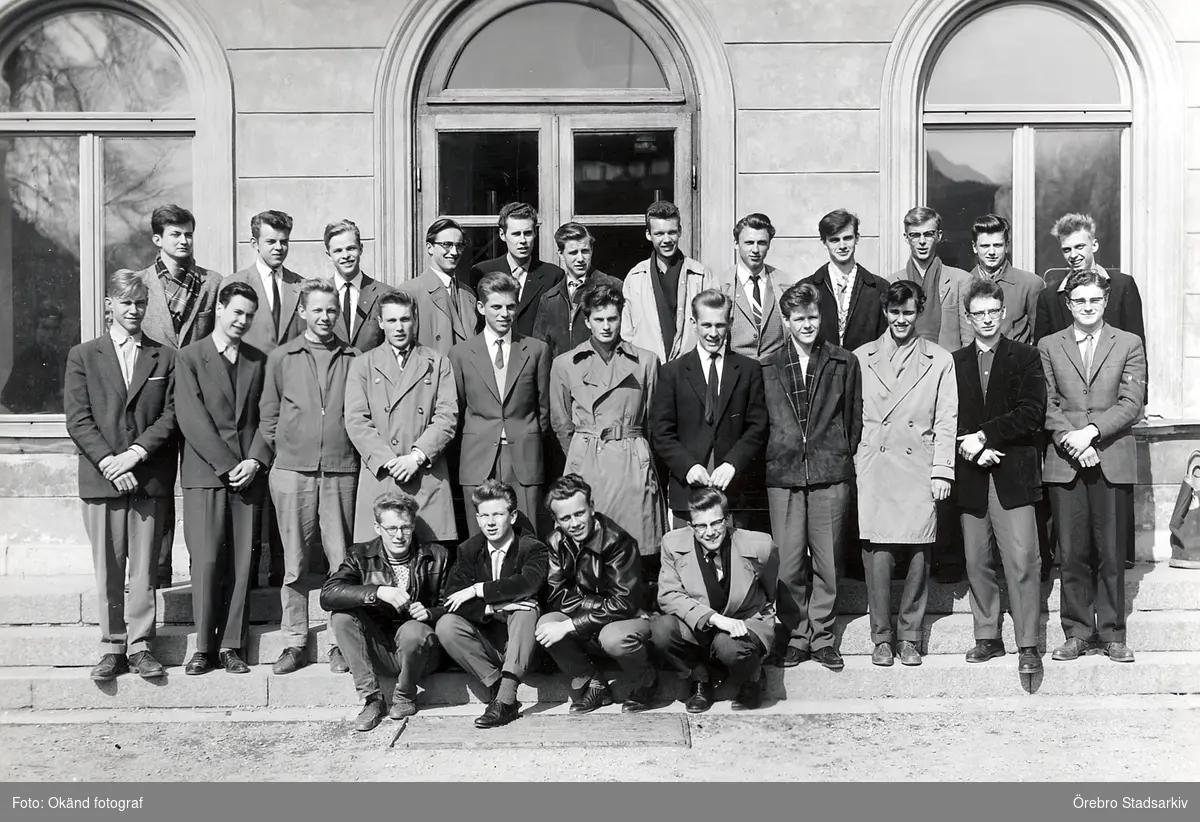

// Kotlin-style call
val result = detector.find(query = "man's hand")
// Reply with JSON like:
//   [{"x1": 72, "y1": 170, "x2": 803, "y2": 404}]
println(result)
[
  {"x1": 227, "y1": 459, "x2": 260, "y2": 490},
  {"x1": 535, "y1": 619, "x2": 574, "y2": 648},
  {"x1": 498, "y1": 599, "x2": 538, "y2": 613},
  {"x1": 931, "y1": 478, "x2": 952, "y2": 501},
  {"x1": 707, "y1": 463, "x2": 736, "y2": 490},
  {"x1": 407, "y1": 601, "x2": 431, "y2": 622},
  {"x1": 112, "y1": 473, "x2": 138, "y2": 493},
  {"x1": 1060, "y1": 427, "x2": 1097, "y2": 459},
  {"x1": 709, "y1": 614, "x2": 748, "y2": 637},
  {"x1": 977, "y1": 448, "x2": 1005, "y2": 468},
  {"x1": 388, "y1": 454, "x2": 421, "y2": 484},
  {"x1": 1077, "y1": 445, "x2": 1101, "y2": 468},
  {"x1": 957, "y1": 433, "x2": 985, "y2": 460},
  {"x1": 444, "y1": 585, "x2": 479, "y2": 612},
  {"x1": 685, "y1": 464, "x2": 710, "y2": 486},
  {"x1": 101, "y1": 450, "x2": 141, "y2": 481},
  {"x1": 375, "y1": 585, "x2": 410, "y2": 611}
]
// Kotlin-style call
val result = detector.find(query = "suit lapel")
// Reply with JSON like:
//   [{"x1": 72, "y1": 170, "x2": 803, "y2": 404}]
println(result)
[
  {"x1": 501, "y1": 336, "x2": 530, "y2": 403},
  {"x1": 354, "y1": 277, "x2": 382, "y2": 345},
  {"x1": 714, "y1": 355, "x2": 742, "y2": 424},
  {"x1": 177, "y1": 266, "x2": 204, "y2": 343},
  {"x1": 246, "y1": 271, "x2": 274, "y2": 340},
  {"x1": 234, "y1": 352, "x2": 255, "y2": 422},
  {"x1": 1088, "y1": 326, "x2": 1118, "y2": 382},
  {"x1": 372, "y1": 344, "x2": 403, "y2": 387},
  {"x1": 682, "y1": 351, "x2": 708, "y2": 404},
  {"x1": 469, "y1": 335, "x2": 502, "y2": 402},
  {"x1": 98, "y1": 337, "x2": 128, "y2": 403},
  {"x1": 202, "y1": 339, "x2": 237, "y2": 413},
  {"x1": 960, "y1": 344, "x2": 986, "y2": 418},
  {"x1": 675, "y1": 547, "x2": 711, "y2": 609},
  {"x1": 516, "y1": 267, "x2": 546, "y2": 317},
  {"x1": 880, "y1": 343, "x2": 934, "y2": 420},
  {"x1": 723, "y1": 534, "x2": 757, "y2": 616},
  {"x1": 145, "y1": 274, "x2": 179, "y2": 347},
  {"x1": 125, "y1": 344, "x2": 158, "y2": 407},
  {"x1": 1059, "y1": 332, "x2": 1087, "y2": 382},
  {"x1": 393, "y1": 348, "x2": 429, "y2": 403},
  {"x1": 278, "y1": 269, "x2": 301, "y2": 342}
]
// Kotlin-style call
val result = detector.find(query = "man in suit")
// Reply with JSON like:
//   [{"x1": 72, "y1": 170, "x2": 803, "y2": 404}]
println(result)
[
  {"x1": 714, "y1": 213, "x2": 796, "y2": 363},
  {"x1": 953, "y1": 279, "x2": 1047, "y2": 676},
  {"x1": 530, "y1": 222, "x2": 622, "y2": 360},
  {"x1": 321, "y1": 491, "x2": 451, "y2": 731},
  {"x1": 651, "y1": 487, "x2": 779, "y2": 713},
  {"x1": 1039, "y1": 269, "x2": 1145, "y2": 664},
  {"x1": 651, "y1": 289, "x2": 768, "y2": 528},
  {"x1": 175, "y1": 280, "x2": 273, "y2": 676},
  {"x1": 325, "y1": 219, "x2": 387, "y2": 352},
  {"x1": 622, "y1": 200, "x2": 713, "y2": 363},
  {"x1": 450, "y1": 272, "x2": 552, "y2": 535},
  {"x1": 134, "y1": 204, "x2": 223, "y2": 588},
  {"x1": 968, "y1": 214, "x2": 1043, "y2": 345},
  {"x1": 468, "y1": 202, "x2": 563, "y2": 337},
  {"x1": 436, "y1": 480, "x2": 549, "y2": 730},
  {"x1": 891, "y1": 206, "x2": 973, "y2": 352},
  {"x1": 799, "y1": 209, "x2": 889, "y2": 355},
  {"x1": 397, "y1": 218, "x2": 478, "y2": 357},
  {"x1": 64, "y1": 269, "x2": 177, "y2": 682}
]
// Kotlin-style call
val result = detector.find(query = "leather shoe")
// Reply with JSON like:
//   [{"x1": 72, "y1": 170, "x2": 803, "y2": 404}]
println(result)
[
  {"x1": 355, "y1": 696, "x2": 386, "y2": 732},
  {"x1": 1018, "y1": 647, "x2": 1043, "y2": 674},
  {"x1": 218, "y1": 649, "x2": 249, "y2": 674},
  {"x1": 732, "y1": 675, "x2": 763, "y2": 710},
  {"x1": 128, "y1": 650, "x2": 165, "y2": 679},
  {"x1": 90, "y1": 653, "x2": 128, "y2": 682},
  {"x1": 871, "y1": 643, "x2": 894, "y2": 667},
  {"x1": 272, "y1": 647, "x2": 305, "y2": 675},
  {"x1": 475, "y1": 699, "x2": 521, "y2": 728},
  {"x1": 1052, "y1": 636, "x2": 1092, "y2": 661},
  {"x1": 767, "y1": 646, "x2": 809, "y2": 668},
  {"x1": 328, "y1": 647, "x2": 349, "y2": 674},
  {"x1": 965, "y1": 639, "x2": 1006, "y2": 663},
  {"x1": 569, "y1": 681, "x2": 613, "y2": 715},
  {"x1": 684, "y1": 680, "x2": 714, "y2": 714},
  {"x1": 184, "y1": 652, "x2": 212, "y2": 676},
  {"x1": 813, "y1": 647, "x2": 844, "y2": 671},
  {"x1": 898, "y1": 640, "x2": 922, "y2": 666},
  {"x1": 622, "y1": 673, "x2": 658, "y2": 713},
  {"x1": 389, "y1": 697, "x2": 418, "y2": 720},
  {"x1": 1102, "y1": 641, "x2": 1135, "y2": 663}
]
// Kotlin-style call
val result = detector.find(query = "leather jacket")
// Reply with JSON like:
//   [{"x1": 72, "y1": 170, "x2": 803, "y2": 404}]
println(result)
[
  {"x1": 320, "y1": 537, "x2": 450, "y2": 633},
  {"x1": 544, "y1": 512, "x2": 645, "y2": 637}
]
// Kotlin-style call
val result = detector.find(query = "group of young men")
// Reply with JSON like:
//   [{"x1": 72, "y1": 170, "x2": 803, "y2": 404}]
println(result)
[{"x1": 64, "y1": 197, "x2": 1146, "y2": 731}]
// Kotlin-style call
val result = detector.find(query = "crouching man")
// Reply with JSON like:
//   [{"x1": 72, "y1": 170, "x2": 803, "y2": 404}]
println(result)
[
  {"x1": 652, "y1": 488, "x2": 778, "y2": 713},
  {"x1": 320, "y1": 491, "x2": 450, "y2": 731},
  {"x1": 535, "y1": 474, "x2": 658, "y2": 714},
  {"x1": 436, "y1": 480, "x2": 549, "y2": 730}
]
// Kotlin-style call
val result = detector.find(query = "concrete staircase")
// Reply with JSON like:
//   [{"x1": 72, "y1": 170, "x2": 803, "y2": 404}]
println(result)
[{"x1": 2, "y1": 565, "x2": 1199, "y2": 712}]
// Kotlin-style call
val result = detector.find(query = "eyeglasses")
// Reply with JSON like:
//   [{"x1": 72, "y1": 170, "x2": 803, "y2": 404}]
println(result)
[
  {"x1": 689, "y1": 519, "x2": 726, "y2": 534},
  {"x1": 1068, "y1": 297, "x2": 1106, "y2": 308},
  {"x1": 969, "y1": 308, "x2": 1003, "y2": 320},
  {"x1": 905, "y1": 231, "x2": 939, "y2": 241},
  {"x1": 430, "y1": 241, "x2": 467, "y2": 252},
  {"x1": 378, "y1": 524, "x2": 414, "y2": 537}
]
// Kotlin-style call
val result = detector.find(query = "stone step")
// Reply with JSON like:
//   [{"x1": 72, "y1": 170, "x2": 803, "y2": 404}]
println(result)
[{"x1": 2, "y1": 652, "x2": 1198, "y2": 712}]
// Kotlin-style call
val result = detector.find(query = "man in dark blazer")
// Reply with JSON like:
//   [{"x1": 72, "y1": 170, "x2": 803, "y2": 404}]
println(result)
[
  {"x1": 325, "y1": 218, "x2": 388, "y2": 352},
  {"x1": 64, "y1": 269, "x2": 177, "y2": 682},
  {"x1": 398, "y1": 218, "x2": 478, "y2": 357},
  {"x1": 436, "y1": 480, "x2": 549, "y2": 730},
  {"x1": 530, "y1": 221, "x2": 622, "y2": 360},
  {"x1": 1039, "y1": 269, "x2": 1145, "y2": 664},
  {"x1": 175, "y1": 280, "x2": 273, "y2": 676},
  {"x1": 800, "y1": 209, "x2": 889, "y2": 354},
  {"x1": 953, "y1": 279, "x2": 1047, "y2": 677},
  {"x1": 449, "y1": 272, "x2": 552, "y2": 534},
  {"x1": 651, "y1": 289, "x2": 768, "y2": 528},
  {"x1": 468, "y1": 202, "x2": 564, "y2": 337}
]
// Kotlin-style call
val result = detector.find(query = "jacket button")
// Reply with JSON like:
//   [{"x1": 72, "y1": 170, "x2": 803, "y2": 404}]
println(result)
[
  {"x1": 425, "y1": 379, "x2": 431, "y2": 385},
  {"x1": 908, "y1": 421, "x2": 914, "y2": 427},
  {"x1": 417, "y1": 408, "x2": 424, "y2": 414},
  {"x1": 375, "y1": 378, "x2": 380, "y2": 383},
  {"x1": 436, "y1": 334, "x2": 442, "y2": 341},
  {"x1": 883, "y1": 420, "x2": 889, "y2": 426},
  {"x1": 391, "y1": 438, "x2": 399, "y2": 445},
  {"x1": 880, "y1": 446, "x2": 886, "y2": 452},
  {"x1": 1083, "y1": 389, "x2": 1089, "y2": 395},
  {"x1": 906, "y1": 448, "x2": 913, "y2": 454}
]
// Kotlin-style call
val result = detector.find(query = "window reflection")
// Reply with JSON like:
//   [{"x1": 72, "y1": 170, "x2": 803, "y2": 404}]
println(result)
[
  {"x1": 925, "y1": 130, "x2": 1013, "y2": 271},
  {"x1": 587, "y1": 224, "x2": 649, "y2": 280},
  {"x1": 104, "y1": 138, "x2": 192, "y2": 273},
  {"x1": 1034, "y1": 129, "x2": 1122, "y2": 276},
  {"x1": 574, "y1": 131, "x2": 673, "y2": 215},
  {"x1": 439, "y1": 131, "x2": 539, "y2": 216}
]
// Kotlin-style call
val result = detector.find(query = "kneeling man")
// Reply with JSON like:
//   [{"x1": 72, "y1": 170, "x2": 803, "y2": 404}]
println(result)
[
  {"x1": 436, "y1": 480, "x2": 549, "y2": 729},
  {"x1": 320, "y1": 492, "x2": 450, "y2": 731}
]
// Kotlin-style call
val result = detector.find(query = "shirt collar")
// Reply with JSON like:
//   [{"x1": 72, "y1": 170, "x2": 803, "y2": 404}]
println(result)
[
  {"x1": 698, "y1": 346, "x2": 723, "y2": 366},
  {"x1": 736, "y1": 262, "x2": 767, "y2": 284},
  {"x1": 1074, "y1": 323, "x2": 1104, "y2": 342},
  {"x1": 338, "y1": 271, "x2": 364, "y2": 292},
  {"x1": 487, "y1": 535, "x2": 515, "y2": 557},
  {"x1": 976, "y1": 262, "x2": 1011, "y2": 283},
  {"x1": 975, "y1": 337, "x2": 998, "y2": 354},
  {"x1": 255, "y1": 257, "x2": 280, "y2": 281},
  {"x1": 790, "y1": 338, "x2": 813, "y2": 360},
  {"x1": 483, "y1": 325, "x2": 512, "y2": 349},
  {"x1": 829, "y1": 263, "x2": 857, "y2": 282},
  {"x1": 211, "y1": 330, "x2": 239, "y2": 356},
  {"x1": 429, "y1": 268, "x2": 453, "y2": 289},
  {"x1": 506, "y1": 254, "x2": 529, "y2": 275},
  {"x1": 109, "y1": 324, "x2": 143, "y2": 347}
]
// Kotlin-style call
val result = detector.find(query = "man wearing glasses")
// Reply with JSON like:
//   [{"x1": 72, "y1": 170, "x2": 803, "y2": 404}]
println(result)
[
  {"x1": 891, "y1": 206, "x2": 973, "y2": 352},
  {"x1": 321, "y1": 491, "x2": 451, "y2": 731},
  {"x1": 397, "y1": 218, "x2": 479, "y2": 356}
]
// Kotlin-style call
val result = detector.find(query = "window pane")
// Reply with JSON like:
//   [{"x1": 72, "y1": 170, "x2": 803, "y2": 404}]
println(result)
[
  {"x1": 447, "y1": 2, "x2": 667, "y2": 89},
  {"x1": 1, "y1": 11, "x2": 189, "y2": 113},
  {"x1": 589, "y1": 224, "x2": 649, "y2": 281},
  {"x1": 104, "y1": 138, "x2": 192, "y2": 272},
  {"x1": 574, "y1": 130, "x2": 673, "y2": 215},
  {"x1": 0, "y1": 136, "x2": 80, "y2": 415},
  {"x1": 926, "y1": 5, "x2": 1121, "y2": 107},
  {"x1": 1034, "y1": 129, "x2": 1122, "y2": 277},
  {"x1": 926, "y1": 130, "x2": 1013, "y2": 271},
  {"x1": 438, "y1": 131, "x2": 538, "y2": 216},
  {"x1": 455, "y1": 225, "x2": 505, "y2": 278}
]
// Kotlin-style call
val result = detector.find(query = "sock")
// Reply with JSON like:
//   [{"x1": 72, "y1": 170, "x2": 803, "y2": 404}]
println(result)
[{"x1": 496, "y1": 673, "x2": 520, "y2": 705}]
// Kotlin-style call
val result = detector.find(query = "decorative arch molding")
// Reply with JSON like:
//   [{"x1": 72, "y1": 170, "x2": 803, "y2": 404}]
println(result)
[
  {"x1": 880, "y1": 0, "x2": 1185, "y2": 416},
  {"x1": 0, "y1": 0, "x2": 236, "y2": 273},
  {"x1": 374, "y1": 0, "x2": 737, "y2": 279}
]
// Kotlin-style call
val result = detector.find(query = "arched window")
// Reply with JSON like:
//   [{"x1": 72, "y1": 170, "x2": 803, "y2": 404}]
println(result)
[{"x1": 416, "y1": 0, "x2": 695, "y2": 280}]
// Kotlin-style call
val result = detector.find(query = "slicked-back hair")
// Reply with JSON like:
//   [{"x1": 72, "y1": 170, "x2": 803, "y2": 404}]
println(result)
[
  {"x1": 818, "y1": 209, "x2": 860, "y2": 241},
  {"x1": 964, "y1": 278, "x2": 1005, "y2": 312},
  {"x1": 498, "y1": 202, "x2": 538, "y2": 231},
  {"x1": 378, "y1": 288, "x2": 416, "y2": 318},
  {"x1": 1051, "y1": 212, "x2": 1097, "y2": 241},
  {"x1": 691, "y1": 288, "x2": 732, "y2": 320},
  {"x1": 903, "y1": 206, "x2": 941, "y2": 230},
  {"x1": 323, "y1": 219, "x2": 361, "y2": 249},
  {"x1": 581, "y1": 283, "x2": 624, "y2": 316},
  {"x1": 477, "y1": 271, "x2": 519, "y2": 303},
  {"x1": 554, "y1": 221, "x2": 594, "y2": 251},
  {"x1": 971, "y1": 213, "x2": 1010, "y2": 243},
  {"x1": 545, "y1": 473, "x2": 594, "y2": 510},
  {"x1": 151, "y1": 204, "x2": 195, "y2": 236},
  {"x1": 251, "y1": 210, "x2": 293, "y2": 240},
  {"x1": 733, "y1": 212, "x2": 776, "y2": 241},
  {"x1": 779, "y1": 282, "x2": 821, "y2": 319},
  {"x1": 425, "y1": 217, "x2": 464, "y2": 244},
  {"x1": 882, "y1": 279, "x2": 926, "y2": 315},
  {"x1": 1063, "y1": 268, "x2": 1111, "y2": 297},
  {"x1": 645, "y1": 200, "x2": 681, "y2": 229},
  {"x1": 107, "y1": 268, "x2": 148, "y2": 301},
  {"x1": 471, "y1": 479, "x2": 519, "y2": 514},
  {"x1": 218, "y1": 279, "x2": 258, "y2": 308},
  {"x1": 373, "y1": 491, "x2": 420, "y2": 524},
  {"x1": 299, "y1": 278, "x2": 337, "y2": 308},
  {"x1": 687, "y1": 486, "x2": 728, "y2": 519}
]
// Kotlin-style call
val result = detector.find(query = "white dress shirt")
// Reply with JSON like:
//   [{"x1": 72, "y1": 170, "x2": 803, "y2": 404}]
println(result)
[
  {"x1": 697, "y1": 348, "x2": 723, "y2": 391},
  {"x1": 483, "y1": 326, "x2": 513, "y2": 442},
  {"x1": 109, "y1": 324, "x2": 143, "y2": 387},
  {"x1": 255, "y1": 257, "x2": 280, "y2": 312},
  {"x1": 506, "y1": 253, "x2": 529, "y2": 299}
]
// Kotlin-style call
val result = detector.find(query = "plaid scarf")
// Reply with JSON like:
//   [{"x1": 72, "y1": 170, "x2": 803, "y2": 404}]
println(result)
[
  {"x1": 154, "y1": 256, "x2": 201, "y2": 333},
  {"x1": 784, "y1": 340, "x2": 816, "y2": 431}
]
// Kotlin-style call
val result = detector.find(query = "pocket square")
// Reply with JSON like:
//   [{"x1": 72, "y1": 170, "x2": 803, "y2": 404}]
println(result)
[{"x1": 147, "y1": 376, "x2": 167, "y2": 381}]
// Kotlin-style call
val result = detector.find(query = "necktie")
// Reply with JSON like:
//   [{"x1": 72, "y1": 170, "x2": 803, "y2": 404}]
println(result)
[
  {"x1": 1083, "y1": 333, "x2": 1095, "y2": 380},
  {"x1": 567, "y1": 278, "x2": 580, "y2": 304},
  {"x1": 749, "y1": 275, "x2": 763, "y2": 326},
  {"x1": 494, "y1": 338, "x2": 505, "y2": 370},
  {"x1": 704, "y1": 550, "x2": 721, "y2": 582},
  {"x1": 447, "y1": 283, "x2": 465, "y2": 338},
  {"x1": 704, "y1": 356, "x2": 718, "y2": 425},
  {"x1": 342, "y1": 283, "x2": 353, "y2": 340},
  {"x1": 270, "y1": 272, "x2": 281, "y2": 332},
  {"x1": 223, "y1": 344, "x2": 238, "y2": 365},
  {"x1": 512, "y1": 267, "x2": 524, "y2": 301}
]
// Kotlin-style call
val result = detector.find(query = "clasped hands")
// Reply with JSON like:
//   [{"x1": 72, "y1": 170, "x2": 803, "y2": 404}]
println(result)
[
  {"x1": 99, "y1": 450, "x2": 142, "y2": 493},
  {"x1": 686, "y1": 462, "x2": 736, "y2": 490},
  {"x1": 375, "y1": 585, "x2": 431, "y2": 622},
  {"x1": 957, "y1": 432, "x2": 1005, "y2": 469}
]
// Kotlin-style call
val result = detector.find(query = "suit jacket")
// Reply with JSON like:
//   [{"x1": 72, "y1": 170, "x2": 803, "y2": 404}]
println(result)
[
  {"x1": 650, "y1": 350, "x2": 768, "y2": 511},
  {"x1": 438, "y1": 529, "x2": 550, "y2": 624},
  {"x1": 449, "y1": 332, "x2": 552, "y2": 486},
  {"x1": 967, "y1": 264, "x2": 1044, "y2": 345},
  {"x1": 134, "y1": 261, "x2": 222, "y2": 349},
  {"x1": 1034, "y1": 268, "x2": 1145, "y2": 344},
  {"x1": 333, "y1": 273, "x2": 390, "y2": 352},
  {"x1": 468, "y1": 257, "x2": 564, "y2": 337},
  {"x1": 952, "y1": 336, "x2": 1047, "y2": 514},
  {"x1": 174, "y1": 336, "x2": 273, "y2": 492},
  {"x1": 64, "y1": 333, "x2": 177, "y2": 499},
  {"x1": 657, "y1": 527, "x2": 778, "y2": 653},
  {"x1": 621, "y1": 255, "x2": 714, "y2": 362},
  {"x1": 530, "y1": 269, "x2": 623, "y2": 360},
  {"x1": 1038, "y1": 325, "x2": 1146, "y2": 486},
  {"x1": 800, "y1": 263, "x2": 889, "y2": 354},
  {"x1": 223, "y1": 265, "x2": 306, "y2": 354},
  {"x1": 715, "y1": 264, "x2": 799, "y2": 362},
  {"x1": 890, "y1": 258, "x2": 973, "y2": 351},
  {"x1": 397, "y1": 269, "x2": 478, "y2": 356}
]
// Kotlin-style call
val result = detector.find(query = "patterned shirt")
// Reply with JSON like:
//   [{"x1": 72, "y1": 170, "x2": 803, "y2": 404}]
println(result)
[{"x1": 784, "y1": 338, "x2": 816, "y2": 431}]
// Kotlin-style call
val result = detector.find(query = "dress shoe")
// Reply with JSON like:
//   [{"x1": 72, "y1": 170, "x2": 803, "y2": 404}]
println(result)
[
  {"x1": 732, "y1": 675, "x2": 764, "y2": 710},
  {"x1": 1101, "y1": 641, "x2": 1135, "y2": 663},
  {"x1": 475, "y1": 699, "x2": 521, "y2": 728},
  {"x1": 128, "y1": 650, "x2": 165, "y2": 679},
  {"x1": 90, "y1": 653, "x2": 128, "y2": 682},
  {"x1": 813, "y1": 647, "x2": 844, "y2": 671},
  {"x1": 218, "y1": 649, "x2": 250, "y2": 674},
  {"x1": 569, "y1": 681, "x2": 613, "y2": 715},
  {"x1": 767, "y1": 646, "x2": 809, "y2": 668},
  {"x1": 272, "y1": 647, "x2": 305, "y2": 675},
  {"x1": 389, "y1": 697, "x2": 418, "y2": 720},
  {"x1": 1051, "y1": 636, "x2": 1092, "y2": 661},
  {"x1": 871, "y1": 643, "x2": 894, "y2": 667},
  {"x1": 965, "y1": 639, "x2": 1006, "y2": 663},
  {"x1": 621, "y1": 673, "x2": 658, "y2": 713},
  {"x1": 684, "y1": 680, "x2": 714, "y2": 714},
  {"x1": 328, "y1": 647, "x2": 349, "y2": 674},
  {"x1": 898, "y1": 640, "x2": 922, "y2": 666},
  {"x1": 1017, "y1": 647, "x2": 1043, "y2": 674},
  {"x1": 355, "y1": 696, "x2": 386, "y2": 732},
  {"x1": 184, "y1": 652, "x2": 212, "y2": 675}
]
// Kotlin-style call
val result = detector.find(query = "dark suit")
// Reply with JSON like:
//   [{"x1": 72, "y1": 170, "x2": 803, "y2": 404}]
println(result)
[
  {"x1": 469, "y1": 257, "x2": 564, "y2": 338},
  {"x1": 332, "y1": 273, "x2": 389, "y2": 352},
  {"x1": 223, "y1": 265, "x2": 306, "y2": 355},
  {"x1": 175, "y1": 337, "x2": 273, "y2": 655},
  {"x1": 953, "y1": 336, "x2": 1047, "y2": 648},
  {"x1": 64, "y1": 332, "x2": 176, "y2": 657},
  {"x1": 799, "y1": 263, "x2": 889, "y2": 353}
]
